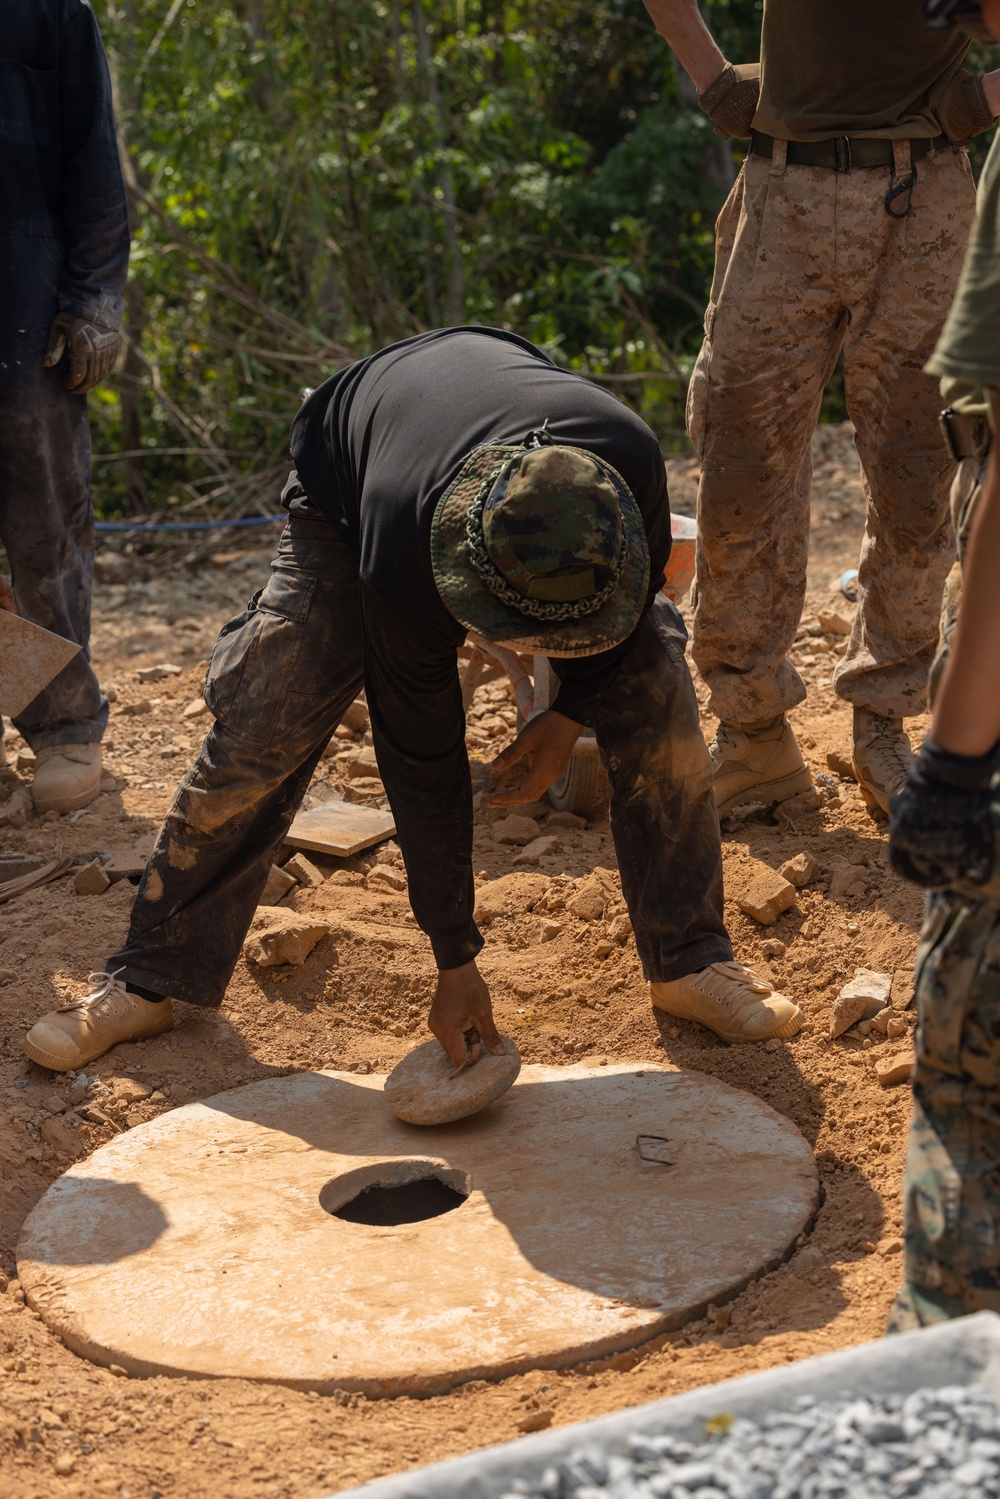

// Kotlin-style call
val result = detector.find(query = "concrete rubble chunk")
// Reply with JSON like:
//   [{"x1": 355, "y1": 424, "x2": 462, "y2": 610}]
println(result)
[
  {"x1": 367, "y1": 864, "x2": 406, "y2": 891},
  {"x1": 0, "y1": 786, "x2": 33, "y2": 828},
  {"x1": 829, "y1": 862, "x2": 868, "y2": 899},
  {"x1": 607, "y1": 913, "x2": 633, "y2": 944},
  {"x1": 260, "y1": 863, "x2": 297, "y2": 906},
  {"x1": 830, "y1": 968, "x2": 893, "y2": 1039},
  {"x1": 513, "y1": 835, "x2": 561, "y2": 867},
  {"x1": 781, "y1": 788, "x2": 822, "y2": 817},
  {"x1": 545, "y1": 810, "x2": 587, "y2": 830},
  {"x1": 826, "y1": 747, "x2": 857, "y2": 781},
  {"x1": 818, "y1": 610, "x2": 852, "y2": 636},
  {"x1": 876, "y1": 1050, "x2": 915, "y2": 1088},
  {"x1": 891, "y1": 968, "x2": 914, "y2": 1010},
  {"x1": 567, "y1": 874, "x2": 609, "y2": 923},
  {"x1": 282, "y1": 852, "x2": 324, "y2": 888},
  {"x1": 112, "y1": 1079, "x2": 152, "y2": 1104},
  {"x1": 117, "y1": 699, "x2": 153, "y2": 717},
  {"x1": 869, "y1": 1006, "x2": 894, "y2": 1036},
  {"x1": 737, "y1": 863, "x2": 797, "y2": 926},
  {"x1": 343, "y1": 747, "x2": 380, "y2": 780},
  {"x1": 73, "y1": 860, "x2": 111, "y2": 896},
  {"x1": 886, "y1": 1015, "x2": 907, "y2": 1038},
  {"x1": 40, "y1": 1115, "x2": 81, "y2": 1157},
  {"x1": 135, "y1": 663, "x2": 183, "y2": 682},
  {"x1": 340, "y1": 700, "x2": 369, "y2": 734},
  {"x1": 182, "y1": 697, "x2": 209, "y2": 719},
  {"x1": 492, "y1": 814, "x2": 540, "y2": 846},
  {"x1": 243, "y1": 908, "x2": 330, "y2": 967},
  {"x1": 538, "y1": 919, "x2": 562, "y2": 941},
  {"x1": 780, "y1": 852, "x2": 821, "y2": 888}
]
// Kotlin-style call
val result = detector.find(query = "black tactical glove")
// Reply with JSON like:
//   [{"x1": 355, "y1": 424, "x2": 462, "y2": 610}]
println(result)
[
  {"x1": 937, "y1": 67, "x2": 997, "y2": 143},
  {"x1": 888, "y1": 737, "x2": 999, "y2": 889},
  {"x1": 43, "y1": 312, "x2": 121, "y2": 393},
  {"x1": 698, "y1": 62, "x2": 761, "y2": 140}
]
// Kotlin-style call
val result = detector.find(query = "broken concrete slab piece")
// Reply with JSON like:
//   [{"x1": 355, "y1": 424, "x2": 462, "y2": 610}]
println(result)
[
  {"x1": 343, "y1": 747, "x2": 380, "y2": 779},
  {"x1": 243, "y1": 908, "x2": 330, "y2": 968},
  {"x1": 39, "y1": 1116, "x2": 81, "y2": 1157},
  {"x1": 513, "y1": 835, "x2": 561, "y2": 867},
  {"x1": 182, "y1": 697, "x2": 209, "y2": 720},
  {"x1": 780, "y1": 853, "x2": 821, "y2": 888},
  {"x1": 737, "y1": 864, "x2": 797, "y2": 926},
  {"x1": 135, "y1": 663, "x2": 182, "y2": 683},
  {"x1": 0, "y1": 610, "x2": 81, "y2": 719},
  {"x1": 545, "y1": 810, "x2": 587, "y2": 830},
  {"x1": 492, "y1": 815, "x2": 541, "y2": 846},
  {"x1": 830, "y1": 968, "x2": 893, "y2": 1039},
  {"x1": 876, "y1": 1051, "x2": 915, "y2": 1088},
  {"x1": 384, "y1": 1035, "x2": 522, "y2": 1126},
  {"x1": 567, "y1": 874, "x2": 609, "y2": 923},
  {"x1": 340, "y1": 700, "x2": 369, "y2": 734},
  {"x1": 117, "y1": 699, "x2": 153, "y2": 717},
  {"x1": 260, "y1": 864, "x2": 297, "y2": 906},
  {"x1": 829, "y1": 862, "x2": 868, "y2": 899},
  {"x1": 73, "y1": 860, "x2": 111, "y2": 896},
  {"x1": 607, "y1": 913, "x2": 633, "y2": 944},
  {"x1": 891, "y1": 969, "x2": 914, "y2": 1011},
  {"x1": 818, "y1": 610, "x2": 852, "y2": 636},
  {"x1": 367, "y1": 864, "x2": 406, "y2": 892},
  {"x1": 282, "y1": 852, "x2": 324, "y2": 888},
  {"x1": 286, "y1": 800, "x2": 396, "y2": 859},
  {"x1": 104, "y1": 847, "x2": 153, "y2": 882},
  {"x1": 0, "y1": 786, "x2": 33, "y2": 828}
]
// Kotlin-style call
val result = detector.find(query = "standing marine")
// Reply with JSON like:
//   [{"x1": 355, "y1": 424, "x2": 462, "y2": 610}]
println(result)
[{"x1": 643, "y1": 0, "x2": 997, "y2": 816}]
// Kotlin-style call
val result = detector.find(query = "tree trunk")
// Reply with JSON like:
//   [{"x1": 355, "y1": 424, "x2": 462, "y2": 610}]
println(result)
[{"x1": 415, "y1": 2, "x2": 464, "y2": 326}]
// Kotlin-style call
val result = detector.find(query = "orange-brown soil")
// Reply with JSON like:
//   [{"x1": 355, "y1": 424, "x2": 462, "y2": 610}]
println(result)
[{"x1": 0, "y1": 425, "x2": 929, "y2": 1498}]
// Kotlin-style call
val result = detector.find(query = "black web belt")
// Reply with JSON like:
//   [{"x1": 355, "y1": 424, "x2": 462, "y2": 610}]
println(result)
[{"x1": 750, "y1": 131, "x2": 950, "y2": 172}]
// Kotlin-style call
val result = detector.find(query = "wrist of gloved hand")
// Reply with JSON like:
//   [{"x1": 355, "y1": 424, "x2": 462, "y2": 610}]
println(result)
[
  {"x1": 888, "y1": 738, "x2": 998, "y2": 890},
  {"x1": 698, "y1": 62, "x2": 761, "y2": 140},
  {"x1": 938, "y1": 67, "x2": 997, "y2": 143}
]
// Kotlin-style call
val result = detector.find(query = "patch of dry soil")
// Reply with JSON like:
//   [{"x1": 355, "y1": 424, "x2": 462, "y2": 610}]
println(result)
[{"x1": 0, "y1": 425, "x2": 929, "y2": 1498}]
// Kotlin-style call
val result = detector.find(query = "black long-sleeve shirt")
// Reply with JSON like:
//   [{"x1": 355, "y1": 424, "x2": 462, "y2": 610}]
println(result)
[
  {"x1": 290, "y1": 328, "x2": 671, "y2": 968},
  {"x1": 0, "y1": 0, "x2": 130, "y2": 330}
]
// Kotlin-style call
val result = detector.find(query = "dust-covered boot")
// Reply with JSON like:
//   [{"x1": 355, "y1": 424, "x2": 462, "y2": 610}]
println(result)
[
  {"x1": 852, "y1": 708, "x2": 914, "y2": 815},
  {"x1": 709, "y1": 715, "x2": 813, "y2": 818},
  {"x1": 31, "y1": 742, "x2": 102, "y2": 815},
  {"x1": 651, "y1": 962, "x2": 802, "y2": 1044},
  {"x1": 23, "y1": 972, "x2": 173, "y2": 1072}
]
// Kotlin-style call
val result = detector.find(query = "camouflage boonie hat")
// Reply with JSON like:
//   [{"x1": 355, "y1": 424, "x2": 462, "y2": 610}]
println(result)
[{"x1": 431, "y1": 433, "x2": 650, "y2": 658}]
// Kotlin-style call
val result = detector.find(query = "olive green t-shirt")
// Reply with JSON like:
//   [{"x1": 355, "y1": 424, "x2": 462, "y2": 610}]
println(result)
[
  {"x1": 929, "y1": 131, "x2": 1000, "y2": 409},
  {"x1": 755, "y1": 0, "x2": 969, "y2": 142}
]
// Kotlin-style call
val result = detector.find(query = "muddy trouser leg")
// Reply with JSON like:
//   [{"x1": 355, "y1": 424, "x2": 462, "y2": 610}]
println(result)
[
  {"x1": 832, "y1": 147, "x2": 975, "y2": 718},
  {"x1": 106, "y1": 514, "x2": 364, "y2": 1006},
  {"x1": 687, "y1": 150, "x2": 846, "y2": 726},
  {"x1": 888, "y1": 889, "x2": 1000, "y2": 1331},
  {"x1": 0, "y1": 367, "x2": 107, "y2": 749},
  {"x1": 928, "y1": 456, "x2": 988, "y2": 707},
  {"x1": 572, "y1": 595, "x2": 733, "y2": 982}
]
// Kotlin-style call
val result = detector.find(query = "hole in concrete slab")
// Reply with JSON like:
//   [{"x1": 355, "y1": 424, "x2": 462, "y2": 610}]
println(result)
[{"x1": 320, "y1": 1160, "x2": 470, "y2": 1226}]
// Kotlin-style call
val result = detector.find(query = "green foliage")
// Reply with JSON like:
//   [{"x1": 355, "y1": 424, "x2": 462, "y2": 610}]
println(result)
[{"x1": 96, "y1": 0, "x2": 767, "y2": 517}]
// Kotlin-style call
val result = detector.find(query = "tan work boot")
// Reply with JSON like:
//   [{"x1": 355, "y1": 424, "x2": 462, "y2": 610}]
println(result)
[
  {"x1": 31, "y1": 742, "x2": 102, "y2": 815},
  {"x1": 651, "y1": 961, "x2": 802, "y2": 1044},
  {"x1": 709, "y1": 716, "x2": 813, "y2": 818},
  {"x1": 24, "y1": 972, "x2": 173, "y2": 1072},
  {"x1": 852, "y1": 708, "x2": 914, "y2": 815}
]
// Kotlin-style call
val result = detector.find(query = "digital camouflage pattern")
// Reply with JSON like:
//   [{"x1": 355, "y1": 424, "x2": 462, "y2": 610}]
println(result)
[
  {"x1": 687, "y1": 145, "x2": 976, "y2": 725},
  {"x1": 431, "y1": 442, "x2": 650, "y2": 658}
]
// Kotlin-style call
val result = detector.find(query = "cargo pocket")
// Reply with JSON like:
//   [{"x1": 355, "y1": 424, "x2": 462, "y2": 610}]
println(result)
[{"x1": 205, "y1": 582, "x2": 316, "y2": 751}]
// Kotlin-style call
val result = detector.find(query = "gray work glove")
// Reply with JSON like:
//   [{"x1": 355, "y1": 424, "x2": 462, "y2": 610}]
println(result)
[
  {"x1": 43, "y1": 312, "x2": 121, "y2": 393},
  {"x1": 698, "y1": 62, "x2": 761, "y2": 140},
  {"x1": 937, "y1": 67, "x2": 997, "y2": 142}
]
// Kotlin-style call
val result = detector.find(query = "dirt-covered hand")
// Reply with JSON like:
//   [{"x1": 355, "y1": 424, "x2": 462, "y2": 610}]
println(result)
[
  {"x1": 428, "y1": 960, "x2": 505, "y2": 1069},
  {"x1": 888, "y1": 739, "x2": 998, "y2": 889},
  {"x1": 937, "y1": 67, "x2": 997, "y2": 142},
  {"x1": 490, "y1": 709, "x2": 583, "y2": 807},
  {"x1": 698, "y1": 61, "x2": 761, "y2": 139},
  {"x1": 43, "y1": 313, "x2": 121, "y2": 393}
]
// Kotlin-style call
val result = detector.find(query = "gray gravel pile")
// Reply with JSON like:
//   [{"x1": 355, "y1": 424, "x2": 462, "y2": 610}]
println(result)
[{"x1": 501, "y1": 1385, "x2": 1000, "y2": 1499}]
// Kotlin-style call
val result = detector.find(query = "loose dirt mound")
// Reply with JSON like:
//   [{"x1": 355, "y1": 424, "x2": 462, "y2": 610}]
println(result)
[{"x1": 0, "y1": 426, "x2": 926, "y2": 1498}]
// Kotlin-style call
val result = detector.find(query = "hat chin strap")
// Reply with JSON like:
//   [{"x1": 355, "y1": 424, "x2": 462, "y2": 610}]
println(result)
[{"x1": 464, "y1": 457, "x2": 628, "y2": 624}]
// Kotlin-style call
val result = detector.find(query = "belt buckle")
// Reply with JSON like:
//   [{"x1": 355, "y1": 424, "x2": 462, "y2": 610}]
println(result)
[{"x1": 834, "y1": 137, "x2": 852, "y2": 173}]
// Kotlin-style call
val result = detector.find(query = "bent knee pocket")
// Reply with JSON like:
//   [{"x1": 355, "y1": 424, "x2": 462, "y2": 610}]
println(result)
[{"x1": 205, "y1": 586, "x2": 316, "y2": 750}]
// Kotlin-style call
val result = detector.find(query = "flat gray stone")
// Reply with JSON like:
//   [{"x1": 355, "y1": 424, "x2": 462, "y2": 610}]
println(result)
[{"x1": 385, "y1": 1037, "x2": 521, "y2": 1125}]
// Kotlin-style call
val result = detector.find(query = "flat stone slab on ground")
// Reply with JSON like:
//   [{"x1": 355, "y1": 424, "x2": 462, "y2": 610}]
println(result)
[
  {"x1": 17, "y1": 1064, "x2": 818, "y2": 1397},
  {"x1": 385, "y1": 1037, "x2": 521, "y2": 1125},
  {"x1": 0, "y1": 610, "x2": 80, "y2": 719},
  {"x1": 286, "y1": 800, "x2": 396, "y2": 858}
]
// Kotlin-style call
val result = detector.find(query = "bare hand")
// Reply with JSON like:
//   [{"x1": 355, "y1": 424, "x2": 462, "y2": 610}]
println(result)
[
  {"x1": 490, "y1": 709, "x2": 582, "y2": 807},
  {"x1": 428, "y1": 960, "x2": 504, "y2": 1069}
]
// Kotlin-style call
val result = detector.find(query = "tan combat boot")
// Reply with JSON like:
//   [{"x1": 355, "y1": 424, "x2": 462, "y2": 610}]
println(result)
[
  {"x1": 31, "y1": 742, "x2": 102, "y2": 815},
  {"x1": 24, "y1": 972, "x2": 173, "y2": 1072},
  {"x1": 852, "y1": 708, "x2": 914, "y2": 815},
  {"x1": 709, "y1": 715, "x2": 813, "y2": 818},
  {"x1": 651, "y1": 962, "x2": 802, "y2": 1044}
]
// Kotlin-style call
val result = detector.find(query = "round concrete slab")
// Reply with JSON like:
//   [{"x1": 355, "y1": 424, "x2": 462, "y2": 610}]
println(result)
[
  {"x1": 384, "y1": 1035, "x2": 521, "y2": 1124},
  {"x1": 17, "y1": 1064, "x2": 818, "y2": 1397}
]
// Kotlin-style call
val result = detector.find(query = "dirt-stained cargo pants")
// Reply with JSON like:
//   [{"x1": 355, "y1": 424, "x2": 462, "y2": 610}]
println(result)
[
  {"x1": 687, "y1": 141, "x2": 976, "y2": 725},
  {"x1": 107, "y1": 511, "x2": 732, "y2": 1006}
]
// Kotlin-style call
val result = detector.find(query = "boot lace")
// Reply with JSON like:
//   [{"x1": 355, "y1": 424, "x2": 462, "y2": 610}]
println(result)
[
  {"x1": 694, "y1": 961, "x2": 773, "y2": 1011},
  {"x1": 58, "y1": 969, "x2": 125, "y2": 1014}
]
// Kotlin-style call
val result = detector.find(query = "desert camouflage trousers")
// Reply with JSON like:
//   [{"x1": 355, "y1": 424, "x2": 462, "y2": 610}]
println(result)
[
  {"x1": 687, "y1": 143, "x2": 976, "y2": 725},
  {"x1": 889, "y1": 868, "x2": 1000, "y2": 1331},
  {"x1": 928, "y1": 453, "x2": 988, "y2": 706}
]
